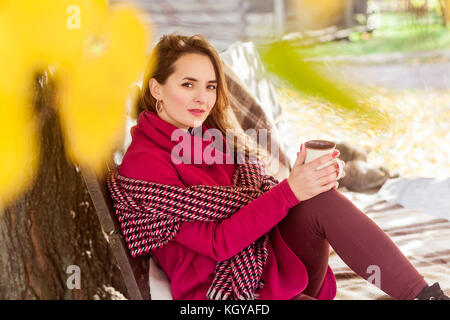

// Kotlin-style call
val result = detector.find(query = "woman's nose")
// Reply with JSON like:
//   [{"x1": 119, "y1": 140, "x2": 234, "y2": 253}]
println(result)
[{"x1": 194, "y1": 89, "x2": 208, "y2": 104}]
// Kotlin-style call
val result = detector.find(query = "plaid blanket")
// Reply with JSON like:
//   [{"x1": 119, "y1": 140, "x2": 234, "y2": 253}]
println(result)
[
  {"x1": 329, "y1": 195, "x2": 450, "y2": 300},
  {"x1": 223, "y1": 62, "x2": 291, "y2": 182}
]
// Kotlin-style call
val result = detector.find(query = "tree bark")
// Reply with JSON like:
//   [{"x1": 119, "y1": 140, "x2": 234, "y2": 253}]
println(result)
[{"x1": 0, "y1": 72, "x2": 128, "y2": 299}]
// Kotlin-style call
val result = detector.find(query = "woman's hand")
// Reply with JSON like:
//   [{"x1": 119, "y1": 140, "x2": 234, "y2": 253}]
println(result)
[{"x1": 287, "y1": 144, "x2": 345, "y2": 202}]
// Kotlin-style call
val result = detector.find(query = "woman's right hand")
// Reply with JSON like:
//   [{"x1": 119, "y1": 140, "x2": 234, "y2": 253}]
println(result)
[{"x1": 287, "y1": 144, "x2": 341, "y2": 202}]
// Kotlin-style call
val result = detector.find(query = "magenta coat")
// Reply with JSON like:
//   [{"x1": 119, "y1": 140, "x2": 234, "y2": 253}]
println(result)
[{"x1": 119, "y1": 110, "x2": 337, "y2": 300}]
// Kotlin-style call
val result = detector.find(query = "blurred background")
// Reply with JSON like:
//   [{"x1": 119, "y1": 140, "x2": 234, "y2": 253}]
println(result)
[
  {"x1": 112, "y1": 0, "x2": 450, "y2": 178},
  {"x1": 0, "y1": 0, "x2": 448, "y2": 300},
  {"x1": 114, "y1": 0, "x2": 450, "y2": 51}
]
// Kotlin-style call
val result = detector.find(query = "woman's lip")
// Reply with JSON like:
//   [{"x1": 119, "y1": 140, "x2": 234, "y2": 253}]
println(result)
[{"x1": 188, "y1": 109, "x2": 205, "y2": 116}]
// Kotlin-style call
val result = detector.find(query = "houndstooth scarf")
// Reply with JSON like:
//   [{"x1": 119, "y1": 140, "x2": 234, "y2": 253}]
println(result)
[{"x1": 107, "y1": 159, "x2": 279, "y2": 300}]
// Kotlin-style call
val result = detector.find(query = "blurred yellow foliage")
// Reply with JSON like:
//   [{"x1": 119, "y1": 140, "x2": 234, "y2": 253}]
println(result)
[
  {"x1": 0, "y1": 94, "x2": 39, "y2": 207},
  {"x1": 0, "y1": 0, "x2": 152, "y2": 205},
  {"x1": 58, "y1": 5, "x2": 152, "y2": 173},
  {"x1": 278, "y1": 85, "x2": 450, "y2": 178},
  {"x1": 288, "y1": 0, "x2": 347, "y2": 30}
]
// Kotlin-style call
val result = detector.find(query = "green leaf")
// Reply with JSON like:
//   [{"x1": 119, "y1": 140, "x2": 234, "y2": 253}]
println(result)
[{"x1": 260, "y1": 41, "x2": 388, "y2": 126}]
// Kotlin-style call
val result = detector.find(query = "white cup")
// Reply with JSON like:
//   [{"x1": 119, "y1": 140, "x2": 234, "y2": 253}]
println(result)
[{"x1": 304, "y1": 140, "x2": 344, "y2": 180}]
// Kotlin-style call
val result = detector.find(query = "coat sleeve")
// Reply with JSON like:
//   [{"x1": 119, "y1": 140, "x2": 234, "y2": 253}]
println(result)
[
  {"x1": 120, "y1": 151, "x2": 300, "y2": 262},
  {"x1": 175, "y1": 178, "x2": 300, "y2": 261}
]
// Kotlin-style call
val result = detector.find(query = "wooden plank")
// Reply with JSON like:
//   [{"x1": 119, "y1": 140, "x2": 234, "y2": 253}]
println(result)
[{"x1": 81, "y1": 165, "x2": 150, "y2": 300}]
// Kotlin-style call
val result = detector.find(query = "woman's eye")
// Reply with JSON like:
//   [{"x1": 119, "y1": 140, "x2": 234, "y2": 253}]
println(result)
[
  {"x1": 182, "y1": 82, "x2": 193, "y2": 88},
  {"x1": 207, "y1": 85, "x2": 217, "y2": 90}
]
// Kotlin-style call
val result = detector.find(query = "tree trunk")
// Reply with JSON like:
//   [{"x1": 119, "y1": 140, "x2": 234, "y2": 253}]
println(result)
[{"x1": 0, "y1": 72, "x2": 128, "y2": 299}]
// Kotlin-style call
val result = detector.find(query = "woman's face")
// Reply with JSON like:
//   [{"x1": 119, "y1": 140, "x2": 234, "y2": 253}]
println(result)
[{"x1": 150, "y1": 53, "x2": 218, "y2": 131}]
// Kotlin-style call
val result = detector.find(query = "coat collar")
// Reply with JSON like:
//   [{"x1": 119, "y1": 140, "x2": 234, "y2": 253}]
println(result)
[{"x1": 133, "y1": 110, "x2": 235, "y2": 167}]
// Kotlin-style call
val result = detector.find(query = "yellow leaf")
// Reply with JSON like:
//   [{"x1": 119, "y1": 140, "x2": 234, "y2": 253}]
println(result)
[
  {"x1": 0, "y1": 94, "x2": 39, "y2": 206},
  {"x1": 58, "y1": 4, "x2": 152, "y2": 173},
  {"x1": 0, "y1": 5, "x2": 39, "y2": 205},
  {"x1": 7, "y1": 0, "x2": 109, "y2": 69}
]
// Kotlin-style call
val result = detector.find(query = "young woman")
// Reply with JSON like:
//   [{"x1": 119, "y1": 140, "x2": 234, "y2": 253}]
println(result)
[{"x1": 117, "y1": 34, "x2": 448, "y2": 300}]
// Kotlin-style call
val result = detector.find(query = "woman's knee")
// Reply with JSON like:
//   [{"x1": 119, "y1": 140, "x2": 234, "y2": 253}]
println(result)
[
  {"x1": 304, "y1": 188, "x2": 339, "y2": 204},
  {"x1": 294, "y1": 189, "x2": 340, "y2": 217},
  {"x1": 280, "y1": 189, "x2": 356, "y2": 235},
  {"x1": 302, "y1": 189, "x2": 358, "y2": 216},
  {"x1": 286, "y1": 189, "x2": 360, "y2": 233},
  {"x1": 279, "y1": 193, "x2": 329, "y2": 238}
]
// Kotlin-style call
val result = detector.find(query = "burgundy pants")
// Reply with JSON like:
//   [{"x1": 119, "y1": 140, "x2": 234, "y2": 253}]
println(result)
[{"x1": 278, "y1": 189, "x2": 428, "y2": 300}]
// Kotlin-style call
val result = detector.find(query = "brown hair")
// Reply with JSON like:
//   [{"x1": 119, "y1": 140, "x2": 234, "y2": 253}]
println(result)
[{"x1": 135, "y1": 33, "x2": 267, "y2": 163}]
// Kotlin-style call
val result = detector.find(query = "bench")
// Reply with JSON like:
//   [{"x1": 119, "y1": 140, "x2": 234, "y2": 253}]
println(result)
[{"x1": 81, "y1": 164, "x2": 151, "y2": 300}]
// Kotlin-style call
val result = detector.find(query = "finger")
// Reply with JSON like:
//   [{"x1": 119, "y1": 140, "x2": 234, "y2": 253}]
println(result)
[
  {"x1": 319, "y1": 178, "x2": 337, "y2": 193},
  {"x1": 317, "y1": 170, "x2": 339, "y2": 186},
  {"x1": 335, "y1": 159, "x2": 345, "y2": 179},
  {"x1": 333, "y1": 181, "x2": 339, "y2": 190},
  {"x1": 293, "y1": 143, "x2": 306, "y2": 168},
  {"x1": 305, "y1": 152, "x2": 335, "y2": 170},
  {"x1": 314, "y1": 162, "x2": 338, "y2": 179},
  {"x1": 293, "y1": 153, "x2": 301, "y2": 169}
]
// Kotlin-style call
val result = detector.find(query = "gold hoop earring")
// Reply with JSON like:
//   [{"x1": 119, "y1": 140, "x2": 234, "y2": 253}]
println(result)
[{"x1": 156, "y1": 100, "x2": 163, "y2": 113}]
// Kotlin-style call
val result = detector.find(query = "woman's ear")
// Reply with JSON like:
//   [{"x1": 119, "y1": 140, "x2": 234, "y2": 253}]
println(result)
[{"x1": 149, "y1": 78, "x2": 161, "y2": 101}]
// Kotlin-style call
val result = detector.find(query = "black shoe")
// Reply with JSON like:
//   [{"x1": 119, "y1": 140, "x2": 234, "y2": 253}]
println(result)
[{"x1": 414, "y1": 282, "x2": 450, "y2": 300}]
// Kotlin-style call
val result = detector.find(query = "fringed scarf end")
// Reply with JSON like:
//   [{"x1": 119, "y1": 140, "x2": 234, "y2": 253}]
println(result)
[{"x1": 207, "y1": 287, "x2": 232, "y2": 300}]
